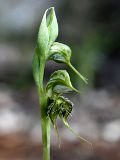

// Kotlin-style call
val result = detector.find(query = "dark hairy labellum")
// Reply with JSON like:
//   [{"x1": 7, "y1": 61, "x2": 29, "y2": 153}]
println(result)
[{"x1": 47, "y1": 96, "x2": 73, "y2": 125}]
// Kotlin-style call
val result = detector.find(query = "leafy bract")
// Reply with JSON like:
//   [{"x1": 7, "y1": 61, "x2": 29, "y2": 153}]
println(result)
[
  {"x1": 48, "y1": 42, "x2": 72, "y2": 63},
  {"x1": 46, "y1": 70, "x2": 79, "y2": 97},
  {"x1": 33, "y1": 7, "x2": 58, "y2": 87},
  {"x1": 48, "y1": 42, "x2": 88, "y2": 84},
  {"x1": 38, "y1": 7, "x2": 58, "y2": 59}
]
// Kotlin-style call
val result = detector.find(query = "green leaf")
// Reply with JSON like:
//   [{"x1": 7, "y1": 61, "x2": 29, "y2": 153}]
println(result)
[
  {"x1": 46, "y1": 70, "x2": 79, "y2": 97},
  {"x1": 48, "y1": 42, "x2": 88, "y2": 84},
  {"x1": 32, "y1": 47, "x2": 40, "y2": 87},
  {"x1": 38, "y1": 7, "x2": 58, "y2": 59}
]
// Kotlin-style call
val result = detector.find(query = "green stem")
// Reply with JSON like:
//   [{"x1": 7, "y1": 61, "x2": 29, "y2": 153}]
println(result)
[
  {"x1": 38, "y1": 58, "x2": 51, "y2": 160},
  {"x1": 41, "y1": 118, "x2": 51, "y2": 160}
]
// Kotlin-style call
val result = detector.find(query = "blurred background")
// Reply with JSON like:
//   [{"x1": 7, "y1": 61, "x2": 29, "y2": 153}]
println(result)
[{"x1": 0, "y1": 0, "x2": 120, "y2": 159}]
